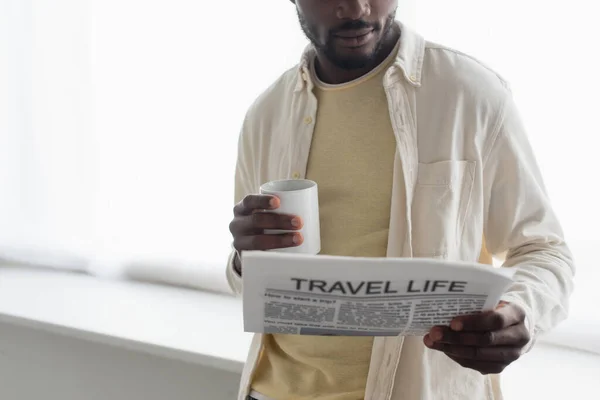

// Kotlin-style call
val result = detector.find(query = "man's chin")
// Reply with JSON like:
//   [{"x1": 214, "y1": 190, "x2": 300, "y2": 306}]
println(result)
[
  {"x1": 325, "y1": 44, "x2": 379, "y2": 70},
  {"x1": 327, "y1": 49, "x2": 374, "y2": 70},
  {"x1": 328, "y1": 54, "x2": 375, "y2": 70}
]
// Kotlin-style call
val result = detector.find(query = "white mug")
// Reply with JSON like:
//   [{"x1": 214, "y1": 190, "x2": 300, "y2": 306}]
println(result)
[{"x1": 260, "y1": 179, "x2": 321, "y2": 255}]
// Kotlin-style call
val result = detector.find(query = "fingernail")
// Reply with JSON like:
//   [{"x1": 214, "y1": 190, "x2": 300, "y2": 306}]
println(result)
[
  {"x1": 269, "y1": 197, "x2": 278, "y2": 208},
  {"x1": 451, "y1": 320, "x2": 463, "y2": 331},
  {"x1": 291, "y1": 217, "x2": 301, "y2": 227},
  {"x1": 292, "y1": 233, "x2": 302, "y2": 245},
  {"x1": 430, "y1": 329, "x2": 443, "y2": 342},
  {"x1": 424, "y1": 335, "x2": 433, "y2": 347}
]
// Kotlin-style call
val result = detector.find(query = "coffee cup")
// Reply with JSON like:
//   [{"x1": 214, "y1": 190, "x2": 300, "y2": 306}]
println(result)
[{"x1": 260, "y1": 179, "x2": 321, "y2": 255}]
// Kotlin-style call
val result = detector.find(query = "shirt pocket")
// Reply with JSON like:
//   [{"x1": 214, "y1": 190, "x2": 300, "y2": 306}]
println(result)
[{"x1": 411, "y1": 160, "x2": 476, "y2": 258}]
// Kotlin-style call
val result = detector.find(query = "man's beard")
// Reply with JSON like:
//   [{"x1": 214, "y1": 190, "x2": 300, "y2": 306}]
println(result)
[{"x1": 298, "y1": 11, "x2": 397, "y2": 70}]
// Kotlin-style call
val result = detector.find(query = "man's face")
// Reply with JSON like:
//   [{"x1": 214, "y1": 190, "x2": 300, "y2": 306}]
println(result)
[{"x1": 295, "y1": 0, "x2": 398, "y2": 70}]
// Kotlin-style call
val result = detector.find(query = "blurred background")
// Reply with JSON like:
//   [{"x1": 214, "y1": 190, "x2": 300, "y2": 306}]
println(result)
[{"x1": 1, "y1": 0, "x2": 599, "y2": 399}]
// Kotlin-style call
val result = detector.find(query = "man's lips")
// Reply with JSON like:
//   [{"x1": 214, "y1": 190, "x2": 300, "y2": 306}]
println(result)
[
  {"x1": 333, "y1": 29, "x2": 375, "y2": 48},
  {"x1": 333, "y1": 28, "x2": 375, "y2": 38}
]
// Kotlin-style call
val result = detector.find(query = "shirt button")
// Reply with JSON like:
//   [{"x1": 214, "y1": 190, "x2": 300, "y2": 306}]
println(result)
[
  {"x1": 303, "y1": 116, "x2": 313, "y2": 125},
  {"x1": 292, "y1": 172, "x2": 301, "y2": 179},
  {"x1": 409, "y1": 74, "x2": 417, "y2": 82}
]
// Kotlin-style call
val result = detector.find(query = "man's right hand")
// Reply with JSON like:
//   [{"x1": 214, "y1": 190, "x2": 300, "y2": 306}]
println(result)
[{"x1": 229, "y1": 194, "x2": 304, "y2": 275}]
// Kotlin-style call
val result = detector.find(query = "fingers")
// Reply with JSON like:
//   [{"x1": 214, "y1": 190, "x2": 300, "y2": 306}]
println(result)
[
  {"x1": 450, "y1": 303, "x2": 526, "y2": 332},
  {"x1": 230, "y1": 194, "x2": 305, "y2": 256},
  {"x1": 425, "y1": 340, "x2": 522, "y2": 363},
  {"x1": 427, "y1": 324, "x2": 530, "y2": 347},
  {"x1": 233, "y1": 195, "x2": 279, "y2": 216},
  {"x1": 229, "y1": 212, "x2": 303, "y2": 235},
  {"x1": 233, "y1": 232, "x2": 303, "y2": 252},
  {"x1": 424, "y1": 303, "x2": 529, "y2": 375}
]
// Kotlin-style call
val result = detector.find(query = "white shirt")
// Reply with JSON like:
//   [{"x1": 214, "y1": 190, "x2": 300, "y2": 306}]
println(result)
[{"x1": 226, "y1": 21, "x2": 574, "y2": 400}]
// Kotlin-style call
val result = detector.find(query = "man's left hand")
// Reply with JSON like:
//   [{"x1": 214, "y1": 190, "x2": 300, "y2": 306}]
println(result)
[{"x1": 424, "y1": 302, "x2": 531, "y2": 375}]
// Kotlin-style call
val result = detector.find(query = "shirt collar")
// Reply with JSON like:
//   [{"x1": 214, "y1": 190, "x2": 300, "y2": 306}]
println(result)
[{"x1": 294, "y1": 20, "x2": 425, "y2": 92}]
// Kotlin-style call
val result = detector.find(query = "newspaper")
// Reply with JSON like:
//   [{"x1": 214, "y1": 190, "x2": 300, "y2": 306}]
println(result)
[{"x1": 242, "y1": 251, "x2": 515, "y2": 336}]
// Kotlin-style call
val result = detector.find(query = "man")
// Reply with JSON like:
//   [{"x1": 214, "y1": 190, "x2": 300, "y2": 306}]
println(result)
[{"x1": 227, "y1": 1, "x2": 574, "y2": 399}]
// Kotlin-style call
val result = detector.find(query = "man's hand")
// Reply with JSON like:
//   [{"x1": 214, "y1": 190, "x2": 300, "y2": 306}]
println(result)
[
  {"x1": 229, "y1": 194, "x2": 304, "y2": 275},
  {"x1": 424, "y1": 302, "x2": 530, "y2": 375}
]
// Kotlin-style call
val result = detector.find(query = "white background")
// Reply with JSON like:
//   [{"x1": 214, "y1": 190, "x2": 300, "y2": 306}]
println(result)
[{"x1": 1, "y1": 0, "x2": 598, "y2": 314}]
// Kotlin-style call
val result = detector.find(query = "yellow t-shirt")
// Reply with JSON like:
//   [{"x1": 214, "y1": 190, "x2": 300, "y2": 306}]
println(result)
[{"x1": 251, "y1": 46, "x2": 400, "y2": 400}]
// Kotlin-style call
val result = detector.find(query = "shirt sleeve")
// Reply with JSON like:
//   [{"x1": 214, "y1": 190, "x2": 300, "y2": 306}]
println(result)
[
  {"x1": 482, "y1": 89, "x2": 575, "y2": 347},
  {"x1": 225, "y1": 112, "x2": 257, "y2": 297}
]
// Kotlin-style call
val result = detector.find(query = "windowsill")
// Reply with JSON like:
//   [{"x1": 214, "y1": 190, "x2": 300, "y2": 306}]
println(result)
[
  {"x1": 0, "y1": 265, "x2": 598, "y2": 374},
  {"x1": 0, "y1": 266, "x2": 252, "y2": 374}
]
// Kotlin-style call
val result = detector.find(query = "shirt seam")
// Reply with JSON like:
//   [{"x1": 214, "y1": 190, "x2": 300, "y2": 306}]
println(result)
[
  {"x1": 481, "y1": 90, "x2": 510, "y2": 170},
  {"x1": 424, "y1": 45, "x2": 509, "y2": 86}
]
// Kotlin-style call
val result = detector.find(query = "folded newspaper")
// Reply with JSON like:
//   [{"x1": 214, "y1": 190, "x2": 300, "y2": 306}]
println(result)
[{"x1": 242, "y1": 251, "x2": 515, "y2": 336}]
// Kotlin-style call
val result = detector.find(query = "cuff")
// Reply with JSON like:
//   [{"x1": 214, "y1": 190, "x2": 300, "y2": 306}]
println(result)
[{"x1": 226, "y1": 248, "x2": 243, "y2": 296}]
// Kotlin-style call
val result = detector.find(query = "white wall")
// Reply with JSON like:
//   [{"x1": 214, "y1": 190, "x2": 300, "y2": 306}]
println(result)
[
  {"x1": 2, "y1": 317, "x2": 599, "y2": 400},
  {"x1": 502, "y1": 342, "x2": 600, "y2": 398},
  {"x1": 0, "y1": 322, "x2": 240, "y2": 400},
  {"x1": 0, "y1": 0, "x2": 93, "y2": 253}
]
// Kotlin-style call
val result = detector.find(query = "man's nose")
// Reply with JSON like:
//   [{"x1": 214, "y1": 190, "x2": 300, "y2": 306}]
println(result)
[{"x1": 336, "y1": 0, "x2": 371, "y2": 20}]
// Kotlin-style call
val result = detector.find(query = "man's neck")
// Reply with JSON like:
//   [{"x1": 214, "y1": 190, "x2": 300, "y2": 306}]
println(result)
[{"x1": 314, "y1": 27, "x2": 400, "y2": 85}]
